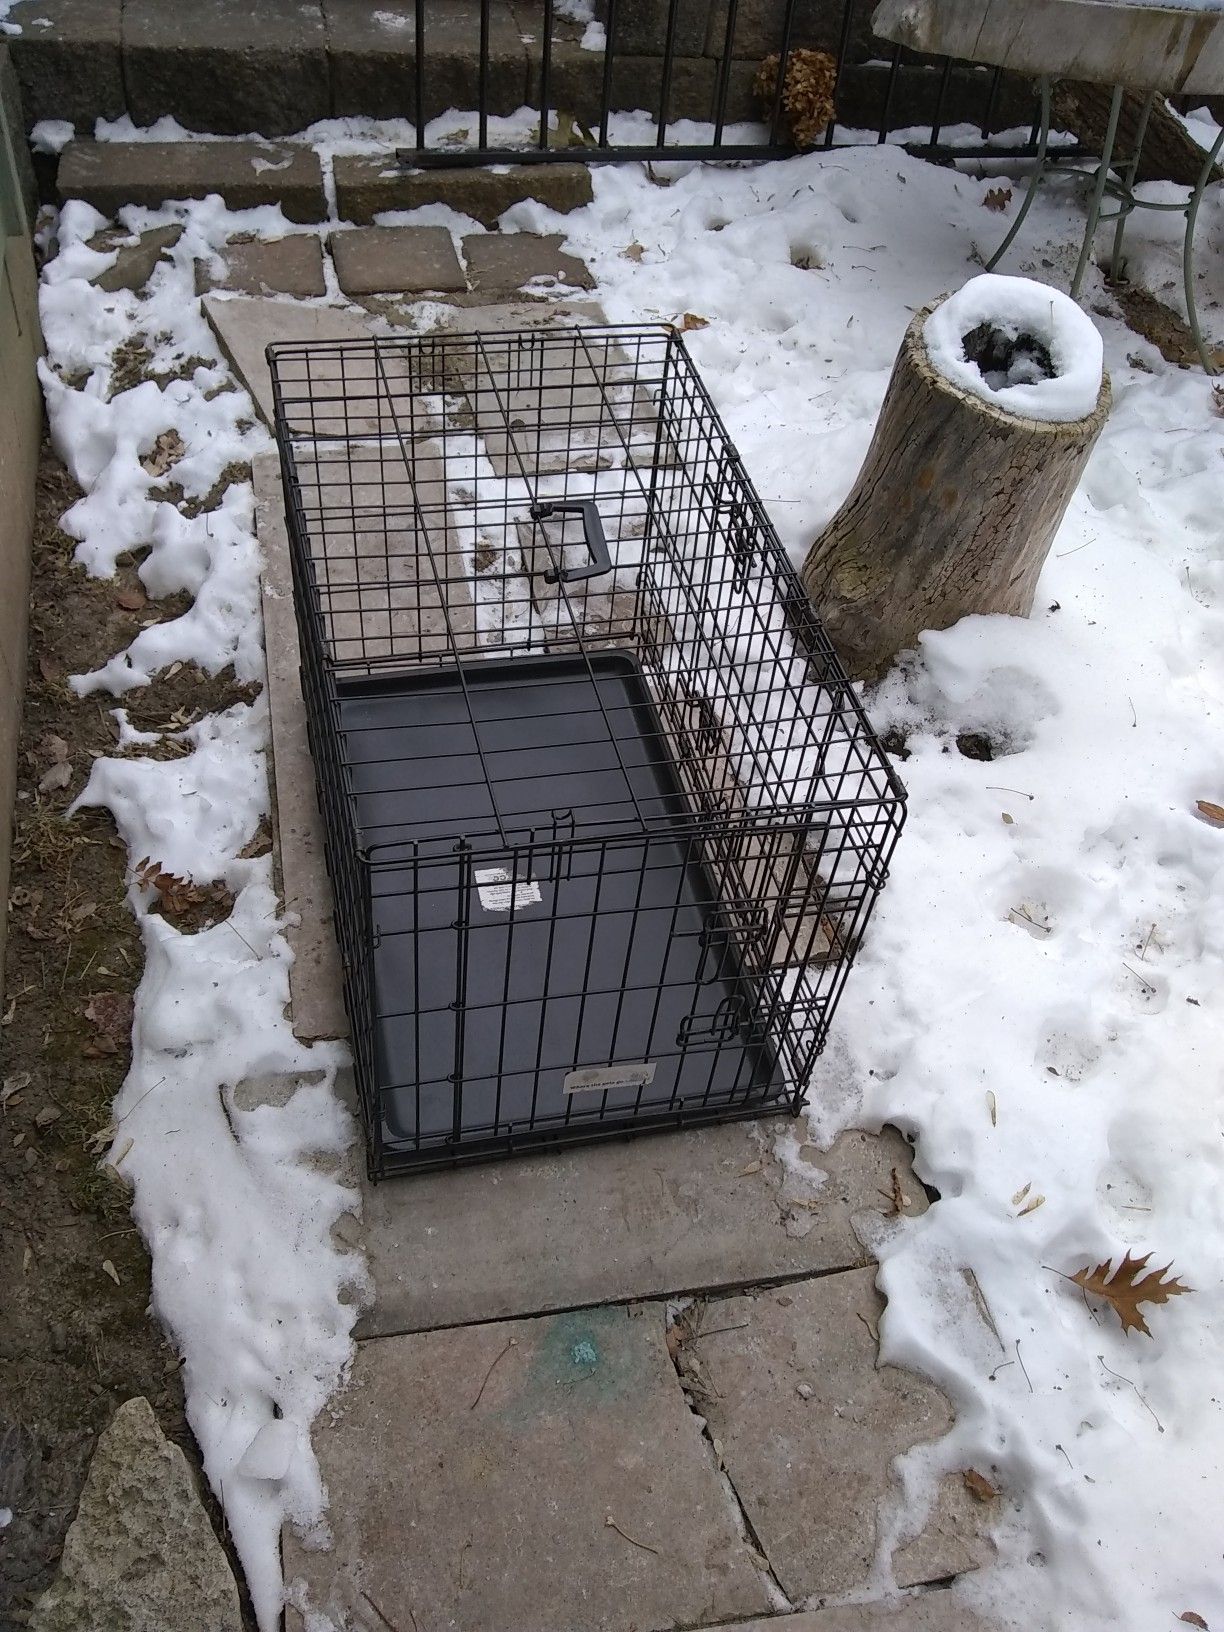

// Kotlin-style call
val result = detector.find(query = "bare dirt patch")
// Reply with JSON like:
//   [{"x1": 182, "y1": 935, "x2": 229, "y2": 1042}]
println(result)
[{"x1": 0, "y1": 442, "x2": 258, "y2": 1627}]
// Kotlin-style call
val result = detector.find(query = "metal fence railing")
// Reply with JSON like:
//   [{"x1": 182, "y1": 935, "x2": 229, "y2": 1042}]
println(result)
[{"x1": 398, "y1": 0, "x2": 1044, "y2": 170}]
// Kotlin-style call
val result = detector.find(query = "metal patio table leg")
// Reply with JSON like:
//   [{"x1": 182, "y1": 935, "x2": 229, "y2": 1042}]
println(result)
[
  {"x1": 1184, "y1": 122, "x2": 1224, "y2": 374},
  {"x1": 987, "y1": 76, "x2": 1053, "y2": 273},
  {"x1": 1070, "y1": 84, "x2": 1125, "y2": 297}
]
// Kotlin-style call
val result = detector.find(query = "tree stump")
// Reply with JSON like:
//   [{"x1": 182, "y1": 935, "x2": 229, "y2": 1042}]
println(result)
[{"x1": 801, "y1": 294, "x2": 1111, "y2": 680}]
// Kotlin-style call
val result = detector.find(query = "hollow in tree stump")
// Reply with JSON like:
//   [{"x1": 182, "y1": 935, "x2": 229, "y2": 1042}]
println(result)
[{"x1": 801, "y1": 286, "x2": 1111, "y2": 680}]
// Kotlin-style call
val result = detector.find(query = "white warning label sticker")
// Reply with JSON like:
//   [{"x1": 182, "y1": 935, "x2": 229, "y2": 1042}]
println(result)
[
  {"x1": 563, "y1": 1062, "x2": 657, "y2": 1095},
  {"x1": 474, "y1": 867, "x2": 543, "y2": 912}
]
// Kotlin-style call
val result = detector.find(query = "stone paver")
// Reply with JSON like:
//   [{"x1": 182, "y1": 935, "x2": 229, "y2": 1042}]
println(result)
[
  {"x1": 7, "y1": 0, "x2": 124, "y2": 128},
  {"x1": 686, "y1": 1271, "x2": 992, "y2": 1602},
  {"x1": 87, "y1": 223, "x2": 183, "y2": 294},
  {"x1": 327, "y1": 0, "x2": 530, "y2": 121},
  {"x1": 330, "y1": 224, "x2": 467, "y2": 295},
  {"x1": 58, "y1": 142, "x2": 327, "y2": 225},
  {"x1": 284, "y1": 1304, "x2": 772, "y2": 1632},
  {"x1": 122, "y1": 0, "x2": 330, "y2": 137},
  {"x1": 30, "y1": 1398, "x2": 240, "y2": 1632},
  {"x1": 358, "y1": 1123, "x2": 925, "y2": 1335},
  {"x1": 705, "y1": 1597, "x2": 995, "y2": 1632},
  {"x1": 201, "y1": 294, "x2": 370, "y2": 428},
  {"x1": 462, "y1": 230, "x2": 595, "y2": 293},
  {"x1": 334, "y1": 154, "x2": 593, "y2": 226},
  {"x1": 195, "y1": 235, "x2": 327, "y2": 299}
]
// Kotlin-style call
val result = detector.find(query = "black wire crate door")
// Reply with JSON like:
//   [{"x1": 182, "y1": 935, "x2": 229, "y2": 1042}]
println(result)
[{"x1": 342, "y1": 651, "x2": 787, "y2": 1167}]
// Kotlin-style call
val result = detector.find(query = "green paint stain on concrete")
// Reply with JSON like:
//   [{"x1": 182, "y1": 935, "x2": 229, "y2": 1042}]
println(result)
[{"x1": 571, "y1": 1338, "x2": 599, "y2": 1367}]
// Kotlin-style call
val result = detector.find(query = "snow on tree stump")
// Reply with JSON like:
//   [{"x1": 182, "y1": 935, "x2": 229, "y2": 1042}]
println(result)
[{"x1": 801, "y1": 273, "x2": 1111, "y2": 680}]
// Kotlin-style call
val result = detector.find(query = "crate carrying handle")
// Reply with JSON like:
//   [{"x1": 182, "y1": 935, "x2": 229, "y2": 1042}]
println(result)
[{"x1": 530, "y1": 500, "x2": 612, "y2": 585}]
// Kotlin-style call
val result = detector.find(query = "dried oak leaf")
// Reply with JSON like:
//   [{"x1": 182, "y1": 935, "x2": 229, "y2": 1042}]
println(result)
[
  {"x1": 1195, "y1": 800, "x2": 1224, "y2": 826},
  {"x1": 1069, "y1": 1251, "x2": 1191, "y2": 1337},
  {"x1": 982, "y1": 185, "x2": 1013, "y2": 213},
  {"x1": 962, "y1": 1468, "x2": 998, "y2": 1503},
  {"x1": 140, "y1": 429, "x2": 186, "y2": 478},
  {"x1": 1178, "y1": 1614, "x2": 1209, "y2": 1629},
  {"x1": 676, "y1": 313, "x2": 709, "y2": 333},
  {"x1": 116, "y1": 586, "x2": 147, "y2": 612}
]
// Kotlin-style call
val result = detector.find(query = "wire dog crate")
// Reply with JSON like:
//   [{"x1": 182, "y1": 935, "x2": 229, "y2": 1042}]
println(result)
[{"x1": 268, "y1": 325, "x2": 905, "y2": 1179}]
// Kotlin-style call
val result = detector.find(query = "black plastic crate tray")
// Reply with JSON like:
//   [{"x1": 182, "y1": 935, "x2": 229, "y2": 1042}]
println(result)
[{"x1": 337, "y1": 650, "x2": 784, "y2": 1161}]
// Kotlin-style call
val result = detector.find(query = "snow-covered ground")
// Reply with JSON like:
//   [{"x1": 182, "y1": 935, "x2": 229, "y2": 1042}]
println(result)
[{"x1": 34, "y1": 111, "x2": 1224, "y2": 1632}]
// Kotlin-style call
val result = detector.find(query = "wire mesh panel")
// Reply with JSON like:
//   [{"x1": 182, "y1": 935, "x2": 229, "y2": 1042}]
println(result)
[{"x1": 269, "y1": 325, "x2": 905, "y2": 1178}]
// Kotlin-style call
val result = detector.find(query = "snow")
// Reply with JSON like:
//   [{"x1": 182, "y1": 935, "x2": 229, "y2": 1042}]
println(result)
[
  {"x1": 32, "y1": 104, "x2": 1224, "y2": 1632},
  {"x1": 40, "y1": 199, "x2": 365, "y2": 1632},
  {"x1": 923, "y1": 272, "x2": 1105, "y2": 422}
]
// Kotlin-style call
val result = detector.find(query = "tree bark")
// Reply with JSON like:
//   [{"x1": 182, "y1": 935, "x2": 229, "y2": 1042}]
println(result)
[
  {"x1": 1051, "y1": 80, "x2": 1223, "y2": 189},
  {"x1": 801, "y1": 300, "x2": 1111, "y2": 680}
]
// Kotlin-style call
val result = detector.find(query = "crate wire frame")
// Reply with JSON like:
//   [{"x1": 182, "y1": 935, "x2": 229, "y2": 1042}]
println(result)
[{"x1": 269, "y1": 326, "x2": 905, "y2": 1179}]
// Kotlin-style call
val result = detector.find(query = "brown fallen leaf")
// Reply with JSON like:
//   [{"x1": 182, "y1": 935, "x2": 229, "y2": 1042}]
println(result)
[
  {"x1": 1195, "y1": 800, "x2": 1224, "y2": 826},
  {"x1": 84, "y1": 991, "x2": 134, "y2": 1055},
  {"x1": 622, "y1": 242, "x2": 646, "y2": 262},
  {"x1": 676, "y1": 312, "x2": 709, "y2": 333},
  {"x1": 38, "y1": 761, "x2": 72, "y2": 794},
  {"x1": 101, "y1": 1259, "x2": 121, "y2": 1287},
  {"x1": 38, "y1": 654, "x2": 62, "y2": 685},
  {"x1": 962, "y1": 1468, "x2": 998, "y2": 1503},
  {"x1": 140, "y1": 428, "x2": 187, "y2": 478},
  {"x1": 1069, "y1": 1251, "x2": 1192, "y2": 1337},
  {"x1": 1178, "y1": 1613, "x2": 1209, "y2": 1629},
  {"x1": 116, "y1": 586, "x2": 147, "y2": 612},
  {"x1": 982, "y1": 185, "x2": 1013, "y2": 213}
]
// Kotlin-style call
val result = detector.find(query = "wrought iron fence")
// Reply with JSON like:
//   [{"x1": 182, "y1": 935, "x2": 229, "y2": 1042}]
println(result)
[{"x1": 399, "y1": 0, "x2": 1042, "y2": 170}]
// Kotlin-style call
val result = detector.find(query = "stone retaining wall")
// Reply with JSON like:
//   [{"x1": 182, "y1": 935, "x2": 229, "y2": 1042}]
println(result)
[
  {"x1": 6, "y1": 0, "x2": 1034, "y2": 141},
  {"x1": 0, "y1": 46, "x2": 42, "y2": 989}
]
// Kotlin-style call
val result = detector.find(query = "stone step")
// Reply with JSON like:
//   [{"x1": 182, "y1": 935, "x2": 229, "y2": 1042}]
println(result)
[
  {"x1": 57, "y1": 141, "x2": 327, "y2": 224},
  {"x1": 8, "y1": 0, "x2": 1033, "y2": 142}
]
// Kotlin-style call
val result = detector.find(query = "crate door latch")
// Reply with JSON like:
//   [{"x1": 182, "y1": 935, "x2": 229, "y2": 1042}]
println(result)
[{"x1": 530, "y1": 500, "x2": 612, "y2": 585}]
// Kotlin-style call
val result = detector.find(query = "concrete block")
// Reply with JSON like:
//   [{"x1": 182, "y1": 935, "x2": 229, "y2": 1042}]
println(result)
[
  {"x1": 688, "y1": 1271, "x2": 991, "y2": 1601},
  {"x1": 122, "y1": 0, "x2": 330, "y2": 137},
  {"x1": 530, "y1": 44, "x2": 718, "y2": 123},
  {"x1": 284, "y1": 1304, "x2": 772, "y2": 1632},
  {"x1": 704, "y1": 1596, "x2": 997, "y2": 1631},
  {"x1": 6, "y1": 0, "x2": 125, "y2": 129},
  {"x1": 358, "y1": 1123, "x2": 927, "y2": 1335},
  {"x1": 461, "y1": 231, "x2": 593, "y2": 292},
  {"x1": 704, "y1": 0, "x2": 875, "y2": 61},
  {"x1": 329, "y1": 225, "x2": 467, "y2": 295},
  {"x1": 58, "y1": 142, "x2": 327, "y2": 225},
  {"x1": 326, "y1": 0, "x2": 530, "y2": 120},
  {"x1": 201, "y1": 293, "x2": 370, "y2": 429},
  {"x1": 195, "y1": 235, "x2": 327, "y2": 299},
  {"x1": 334, "y1": 155, "x2": 593, "y2": 226},
  {"x1": 597, "y1": 0, "x2": 711, "y2": 55}
]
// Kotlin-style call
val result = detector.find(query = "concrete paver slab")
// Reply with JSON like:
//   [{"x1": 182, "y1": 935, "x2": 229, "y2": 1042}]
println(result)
[
  {"x1": 330, "y1": 225, "x2": 467, "y2": 295},
  {"x1": 357, "y1": 1124, "x2": 926, "y2": 1336},
  {"x1": 334, "y1": 155, "x2": 593, "y2": 226},
  {"x1": 705, "y1": 1595, "x2": 996, "y2": 1632},
  {"x1": 195, "y1": 235, "x2": 326, "y2": 299},
  {"x1": 285, "y1": 1303, "x2": 772, "y2": 1632},
  {"x1": 253, "y1": 451, "x2": 347, "y2": 1041},
  {"x1": 87, "y1": 223, "x2": 183, "y2": 294},
  {"x1": 122, "y1": 0, "x2": 330, "y2": 136},
  {"x1": 686, "y1": 1271, "x2": 992, "y2": 1602},
  {"x1": 201, "y1": 294, "x2": 370, "y2": 428},
  {"x1": 58, "y1": 142, "x2": 327, "y2": 225},
  {"x1": 462, "y1": 231, "x2": 595, "y2": 293}
]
